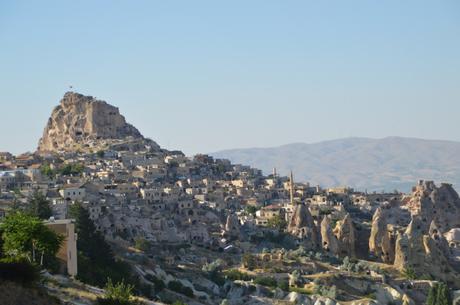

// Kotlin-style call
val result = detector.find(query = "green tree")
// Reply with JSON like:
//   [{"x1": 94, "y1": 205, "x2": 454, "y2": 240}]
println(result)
[
  {"x1": 40, "y1": 163, "x2": 55, "y2": 179},
  {"x1": 26, "y1": 191, "x2": 52, "y2": 220},
  {"x1": 69, "y1": 203, "x2": 134, "y2": 287},
  {"x1": 1, "y1": 212, "x2": 63, "y2": 266},
  {"x1": 427, "y1": 284, "x2": 436, "y2": 305},
  {"x1": 59, "y1": 163, "x2": 84, "y2": 176},
  {"x1": 245, "y1": 205, "x2": 258, "y2": 216},
  {"x1": 402, "y1": 267, "x2": 417, "y2": 280},
  {"x1": 277, "y1": 279, "x2": 289, "y2": 291},
  {"x1": 267, "y1": 215, "x2": 287, "y2": 231},
  {"x1": 134, "y1": 238, "x2": 151, "y2": 252},
  {"x1": 427, "y1": 282, "x2": 451, "y2": 305},
  {"x1": 437, "y1": 283, "x2": 451, "y2": 305},
  {"x1": 96, "y1": 150, "x2": 105, "y2": 158}
]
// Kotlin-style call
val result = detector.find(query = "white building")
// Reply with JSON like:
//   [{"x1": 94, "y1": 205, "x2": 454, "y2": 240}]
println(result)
[{"x1": 60, "y1": 184, "x2": 86, "y2": 201}]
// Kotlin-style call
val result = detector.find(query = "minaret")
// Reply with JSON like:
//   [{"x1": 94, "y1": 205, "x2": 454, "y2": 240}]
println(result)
[
  {"x1": 290, "y1": 170, "x2": 294, "y2": 205},
  {"x1": 273, "y1": 167, "x2": 277, "y2": 177}
]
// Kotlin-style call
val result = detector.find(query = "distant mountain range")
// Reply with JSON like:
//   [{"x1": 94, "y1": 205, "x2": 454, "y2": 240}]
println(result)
[{"x1": 210, "y1": 137, "x2": 460, "y2": 192}]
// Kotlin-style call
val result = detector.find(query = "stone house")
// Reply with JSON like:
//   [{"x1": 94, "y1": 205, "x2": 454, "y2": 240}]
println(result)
[{"x1": 60, "y1": 183, "x2": 86, "y2": 202}]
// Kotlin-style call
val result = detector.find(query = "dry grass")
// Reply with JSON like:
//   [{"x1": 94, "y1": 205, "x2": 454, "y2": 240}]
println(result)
[{"x1": 0, "y1": 280, "x2": 60, "y2": 305}]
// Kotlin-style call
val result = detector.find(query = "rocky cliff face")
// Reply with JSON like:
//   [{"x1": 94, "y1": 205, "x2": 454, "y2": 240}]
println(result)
[
  {"x1": 224, "y1": 214, "x2": 241, "y2": 239},
  {"x1": 394, "y1": 216, "x2": 460, "y2": 286},
  {"x1": 37, "y1": 92, "x2": 152, "y2": 153},
  {"x1": 320, "y1": 216, "x2": 339, "y2": 255},
  {"x1": 287, "y1": 204, "x2": 319, "y2": 249},
  {"x1": 320, "y1": 214, "x2": 357, "y2": 258},
  {"x1": 369, "y1": 208, "x2": 395, "y2": 263},
  {"x1": 334, "y1": 214, "x2": 356, "y2": 257},
  {"x1": 407, "y1": 180, "x2": 460, "y2": 233}
]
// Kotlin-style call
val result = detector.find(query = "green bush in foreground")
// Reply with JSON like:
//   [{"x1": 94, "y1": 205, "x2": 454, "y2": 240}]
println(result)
[{"x1": 97, "y1": 279, "x2": 144, "y2": 305}]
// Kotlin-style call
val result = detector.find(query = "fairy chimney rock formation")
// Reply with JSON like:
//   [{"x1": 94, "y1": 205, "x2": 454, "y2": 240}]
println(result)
[
  {"x1": 334, "y1": 213, "x2": 356, "y2": 257},
  {"x1": 287, "y1": 203, "x2": 319, "y2": 249},
  {"x1": 320, "y1": 216, "x2": 339, "y2": 256},
  {"x1": 394, "y1": 216, "x2": 460, "y2": 286},
  {"x1": 224, "y1": 213, "x2": 241, "y2": 239},
  {"x1": 369, "y1": 207, "x2": 395, "y2": 263}
]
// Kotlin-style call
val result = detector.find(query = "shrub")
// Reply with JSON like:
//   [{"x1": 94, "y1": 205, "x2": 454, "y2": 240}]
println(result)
[
  {"x1": 402, "y1": 267, "x2": 417, "y2": 280},
  {"x1": 427, "y1": 282, "x2": 451, "y2": 305},
  {"x1": 105, "y1": 279, "x2": 133, "y2": 302},
  {"x1": 97, "y1": 150, "x2": 105, "y2": 158},
  {"x1": 277, "y1": 279, "x2": 289, "y2": 291},
  {"x1": 167, "y1": 280, "x2": 194, "y2": 298},
  {"x1": 97, "y1": 298, "x2": 143, "y2": 305},
  {"x1": 144, "y1": 274, "x2": 165, "y2": 293},
  {"x1": 245, "y1": 206, "x2": 258, "y2": 216},
  {"x1": 96, "y1": 278, "x2": 143, "y2": 305},
  {"x1": 202, "y1": 259, "x2": 224, "y2": 273},
  {"x1": 208, "y1": 270, "x2": 225, "y2": 286},
  {"x1": 181, "y1": 286, "x2": 194, "y2": 298},
  {"x1": 134, "y1": 238, "x2": 151, "y2": 252},
  {"x1": 40, "y1": 163, "x2": 55, "y2": 178},
  {"x1": 314, "y1": 284, "x2": 337, "y2": 299},
  {"x1": 26, "y1": 191, "x2": 53, "y2": 220},
  {"x1": 254, "y1": 276, "x2": 277, "y2": 288},
  {"x1": 224, "y1": 269, "x2": 252, "y2": 281},
  {"x1": 267, "y1": 215, "x2": 287, "y2": 230},
  {"x1": 59, "y1": 163, "x2": 84, "y2": 176},
  {"x1": 138, "y1": 283, "x2": 153, "y2": 299}
]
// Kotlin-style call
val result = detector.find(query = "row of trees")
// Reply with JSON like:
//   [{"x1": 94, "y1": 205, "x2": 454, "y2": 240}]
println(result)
[{"x1": 40, "y1": 162, "x2": 85, "y2": 178}]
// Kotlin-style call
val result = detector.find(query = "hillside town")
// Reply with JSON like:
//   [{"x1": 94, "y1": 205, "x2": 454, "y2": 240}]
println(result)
[{"x1": 1, "y1": 92, "x2": 460, "y2": 305}]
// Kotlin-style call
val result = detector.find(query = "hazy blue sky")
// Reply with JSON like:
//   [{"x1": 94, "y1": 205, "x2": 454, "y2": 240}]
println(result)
[{"x1": 1, "y1": 1, "x2": 460, "y2": 155}]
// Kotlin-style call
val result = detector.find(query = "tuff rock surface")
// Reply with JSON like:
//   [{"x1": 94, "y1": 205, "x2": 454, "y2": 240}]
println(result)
[
  {"x1": 369, "y1": 207, "x2": 395, "y2": 263},
  {"x1": 320, "y1": 216, "x2": 339, "y2": 256},
  {"x1": 287, "y1": 203, "x2": 319, "y2": 249},
  {"x1": 334, "y1": 213, "x2": 356, "y2": 257},
  {"x1": 394, "y1": 216, "x2": 460, "y2": 286},
  {"x1": 407, "y1": 180, "x2": 460, "y2": 232},
  {"x1": 37, "y1": 92, "x2": 156, "y2": 153}
]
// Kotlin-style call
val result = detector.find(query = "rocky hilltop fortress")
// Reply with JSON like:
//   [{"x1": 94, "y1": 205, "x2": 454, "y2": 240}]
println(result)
[
  {"x1": 38, "y1": 92, "x2": 159, "y2": 153},
  {"x1": 1, "y1": 92, "x2": 460, "y2": 305}
]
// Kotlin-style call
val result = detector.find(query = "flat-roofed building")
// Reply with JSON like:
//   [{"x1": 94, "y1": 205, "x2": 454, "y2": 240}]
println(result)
[{"x1": 45, "y1": 219, "x2": 78, "y2": 277}]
